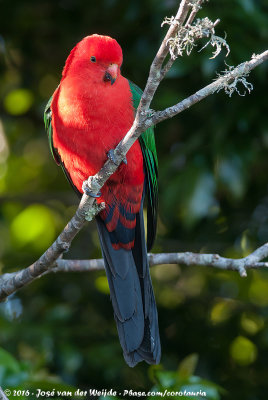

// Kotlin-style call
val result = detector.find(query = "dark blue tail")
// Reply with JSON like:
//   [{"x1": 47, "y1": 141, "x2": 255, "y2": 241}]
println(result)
[{"x1": 96, "y1": 202, "x2": 161, "y2": 367}]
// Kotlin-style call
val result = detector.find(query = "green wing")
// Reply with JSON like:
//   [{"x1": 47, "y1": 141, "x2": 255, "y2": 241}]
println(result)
[
  {"x1": 44, "y1": 94, "x2": 61, "y2": 165},
  {"x1": 128, "y1": 80, "x2": 158, "y2": 251},
  {"x1": 44, "y1": 90, "x2": 82, "y2": 197}
]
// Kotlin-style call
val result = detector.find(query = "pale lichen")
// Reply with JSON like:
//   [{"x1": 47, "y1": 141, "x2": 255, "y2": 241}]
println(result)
[
  {"x1": 162, "y1": 16, "x2": 229, "y2": 60},
  {"x1": 85, "y1": 200, "x2": 105, "y2": 221},
  {"x1": 188, "y1": 0, "x2": 208, "y2": 13},
  {"x1": 215, "y1": 63, "x2": 253, "y2": 97},
  {"x1": 199, "y1": 31, "x2": 230, "y2": 59}
]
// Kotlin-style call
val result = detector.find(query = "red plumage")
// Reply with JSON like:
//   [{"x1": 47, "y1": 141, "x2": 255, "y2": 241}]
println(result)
[
  {"x1": 51, "y1": 35, "x2": 144, "y2": 249},
  {"x1": 47, "y1": 35, "x2": 161, "y2": 366}
]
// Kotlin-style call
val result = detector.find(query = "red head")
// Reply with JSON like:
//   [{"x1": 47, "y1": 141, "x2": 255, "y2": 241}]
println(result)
[{"x1": 62, "y1": 34, "x2": 123, "y2": 85}]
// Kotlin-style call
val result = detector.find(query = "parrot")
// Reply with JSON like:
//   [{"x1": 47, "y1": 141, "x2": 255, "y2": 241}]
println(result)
[{"x1": 44, "y1": 34, "x2": 160, "y2": 367}]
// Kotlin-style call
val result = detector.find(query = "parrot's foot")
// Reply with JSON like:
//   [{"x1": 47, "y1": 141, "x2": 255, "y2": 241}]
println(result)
[
  {"x1": 107, "y1": 149, "x2": 127, "y2": 166},
  {"x1": 85, "y1": 200, "x2": 105, "y2": 222},
  {"x1": 82, "y1": 180, "x2": 101, "y2": 198}
]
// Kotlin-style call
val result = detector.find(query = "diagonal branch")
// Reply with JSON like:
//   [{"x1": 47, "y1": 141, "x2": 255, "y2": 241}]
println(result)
[
  {"x1": 0, "y1": 1, "x2": 268, "y2": 302},
  {"x1": 150, "y1": 50, "x2": 268, "y2": 126},
  {"x1": 160, "y1": 17, "x2": 221, "y2": 80}
]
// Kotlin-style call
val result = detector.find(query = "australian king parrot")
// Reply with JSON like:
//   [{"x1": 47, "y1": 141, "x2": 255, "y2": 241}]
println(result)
[{"x1": 44, "y1": 34, "x2": 160, "y2": 367}]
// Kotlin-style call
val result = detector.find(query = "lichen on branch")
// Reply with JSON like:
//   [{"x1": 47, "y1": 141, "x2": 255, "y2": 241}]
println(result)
[
  {"x1": 215, "y1": 62, "x2": 254, "y2": 97},
  {"x1": 199, "y1": 29, "x2": 230, "y2": 59},
  {"x1": 162, "y1": 16, "x2": 228, "y2": 59},
  {"x1": 188, "y1": 0, "x2": 207, "y2": 13}
]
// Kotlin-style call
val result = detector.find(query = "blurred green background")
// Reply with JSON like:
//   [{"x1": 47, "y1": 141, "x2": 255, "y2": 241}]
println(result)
[{"x1": 0, "y1": 0, "x2": 268, "y2": 399}]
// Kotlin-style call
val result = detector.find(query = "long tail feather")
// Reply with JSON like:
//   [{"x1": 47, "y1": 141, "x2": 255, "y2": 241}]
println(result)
[{"x1": 96, "y1": 203, "x2": 161, "y2": 367}]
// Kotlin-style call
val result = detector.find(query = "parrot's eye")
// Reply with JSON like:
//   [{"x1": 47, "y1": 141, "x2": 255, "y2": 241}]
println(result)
[{"x1": 90, "y1": 56, "x2": 96, "y2": 63}]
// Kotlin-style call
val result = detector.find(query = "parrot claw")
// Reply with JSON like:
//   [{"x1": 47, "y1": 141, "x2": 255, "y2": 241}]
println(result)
[
  {"x1": 82, "y1": 180, "x2": 101, "y2": 198},
  {"x1": 107, "y1": 149, "x2": 127, "y2": 165}
]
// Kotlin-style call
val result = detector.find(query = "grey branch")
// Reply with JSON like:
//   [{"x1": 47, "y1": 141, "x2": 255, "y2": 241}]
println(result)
[
  {"x1": 1, "y1": 243, "x2": 268, "y2": 293},
  {"x1": 39, "y1": 242, "x2": 268, "y2": 277},
  {"x1": 0, "y1": 387, "x2": 9, "y2": 400},
  {"x1": 149, "y1": 50, "x2": 268, "y2": 126},
  {"x1": 1, "y1": 1, "x2": 268, "y2": 302},
  {"x1": 52, "y1": 242, "x2": 268, "y2": 277}
]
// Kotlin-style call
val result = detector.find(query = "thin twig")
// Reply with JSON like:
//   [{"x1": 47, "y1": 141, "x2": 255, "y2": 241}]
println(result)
[
  {"x1": 185, "y1": 1, "x2": 203, "y2": 26},
  {"x1": 150, "y1": 50, "x2": 268, "y2": 126},
  {"x1": 139, "y1": 0, "x2": 192, "y2": 111},
  {"x1": 160, "y1": 17, "x2": 220, "y2": 80}
]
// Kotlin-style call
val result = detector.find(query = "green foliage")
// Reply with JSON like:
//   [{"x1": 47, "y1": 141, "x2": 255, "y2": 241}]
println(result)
[
  {"x1": 146, "y1": 355, "x2": 222, "y2": 400},
  {"x1": 10, "y1": 204, "x2": 56, "y2": 251},
  {"x1": 229, "y1": 336, "x2": 257, "y2": 366},
  {"x1": 99, "y1": 355, "x2": 223, "y2": 400},
  {"x1": 3, "y1": 89, "x2": 34, "y2": 116},
  {"x1": 0, "y1": 347, "x2": 75, "y2": 400},
  {"x1": 149, "y1": 369, "x2": 222, "y2": 400},
  {"x1": 0, "y1": 0, "x2": 268, "y2": 399}
]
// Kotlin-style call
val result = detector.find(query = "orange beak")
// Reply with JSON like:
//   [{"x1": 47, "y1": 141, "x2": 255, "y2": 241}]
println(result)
[{"x1": 104, "y1": 63, "x2": 118, "y2": 85}]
